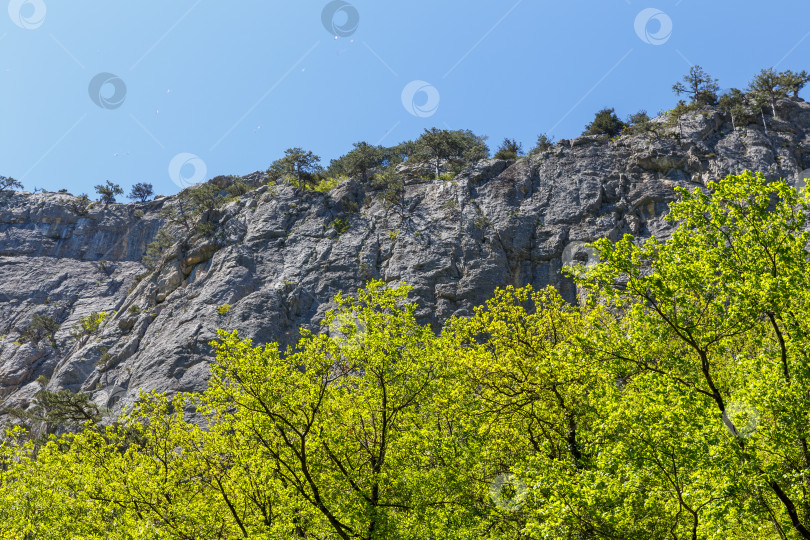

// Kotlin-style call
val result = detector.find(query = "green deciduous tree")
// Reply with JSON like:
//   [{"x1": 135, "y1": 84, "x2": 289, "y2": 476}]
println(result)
[
  {"x1": 6, "y1": 170, "x2": 810, "y2": 538},
  {"x1": 577, "y1": 170, "x2": 810, "y2": 539}
]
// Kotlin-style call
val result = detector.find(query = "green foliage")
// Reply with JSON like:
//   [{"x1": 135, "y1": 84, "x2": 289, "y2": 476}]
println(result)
[
  {"x1": 69, "y1": 311, "x2": 107, "y2": 342},
  {"x1": 583, "y1": 107, "x2": 627, "y2": 137},
  {"x1": 623, "y1": 109, "x2": 659, "y2": 137},
  {"x1": 0, "y1": 176, "x2": 22, "y2": 193},
  {"x1": 528, "y1": 133, "x2": 555, "y2": 155},
  {"x1": 65, "y1": 193, "x2": 92, "y2": 216},
  {"x1": 781, "y1": 68, "x2": 810, "y2": 97},
  {"x1": 370, "y1": 166, "x2": 405, "y2": 207},
  {"x1": 493, "y1": 138, "x2": 523, "y2": 160},
  {"x1": 95, "y1": 346, "x2": 112, "y2": 368},
  {"x1": 142, "y1": 227, "x2": 175, "y2": 269},
  {"x1": 216, "y1": 304, "x2": 231, "y2": 316},
  {"x1": 673, "y1": 64, "x2": 719, "y2": 105},
  {"x1": 748, "y1": 67, "x2": 808, "y2": 118},
  {"x1": 327, "y1": 141, "x2": 386, "y2": 181},
  {"x1": 94, "y1": 180, "x2": 124, "y2": 204},
  {"x1": 311, "y1": 176, "x2": 344, "y2": 193},
  {"x1": 6, "y1": 388, "x2": 102, "y2": 437},
  {"x1": 17, "y1": 314, "x2": 59, "y2": 347},
  {"x1": 268, "y1": 147, "x2": 323, "y2": 187},
  {"x1": 127, "y1": 182, "x2": 153, "y2": 203},
  {"x1": 332, "y1": 217, "x2": 349, "y2": 235},
  {"x1": 8, "y1": 171, "x2": 810, "y2": 538},
  {"x1": 717, "y1": 88, "x2": 753, "y2": 131},
  {"x1": 412, "y1": 127, "x2": 489, "y2": 178}
]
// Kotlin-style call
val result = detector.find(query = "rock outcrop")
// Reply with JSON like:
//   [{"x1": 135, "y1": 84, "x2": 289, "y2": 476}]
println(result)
[{"x1": 2, "y1": 98, "x2": 810, "y2": 418}]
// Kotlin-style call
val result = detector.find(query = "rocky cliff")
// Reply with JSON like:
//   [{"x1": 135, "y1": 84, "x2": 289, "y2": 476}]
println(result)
[{"x1": 2, "y1": 98, "x2": 810, "y2": 419}]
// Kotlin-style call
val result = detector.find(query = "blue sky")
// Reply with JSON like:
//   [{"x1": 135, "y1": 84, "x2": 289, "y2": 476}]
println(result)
[{"x1": 2, "y1": 1, "x2": 808, "y2": 196}]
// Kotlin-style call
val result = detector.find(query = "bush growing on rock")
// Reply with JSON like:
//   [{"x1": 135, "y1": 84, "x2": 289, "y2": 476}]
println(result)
[
  {"x1": 17, "y1": 314, "x2": 59, "y2": 347},
  {"x1": 142, "y1": 227, "x2": 176, "y2": 269},
  {"x1": 529, "y1": 133, "x2": 555, "y2": 155},
  {"x1": 582, "y1": 107, "x2": 627, "y2": 137},
  {"x1": 64, "y1": 194, "x2": 92, "y2": 215},
  {"x1": 69, "y1": 312, "x2": 107, "y2": 342},
  {"x1": 493, "y1": 138, "x2": 523, "y2": 160}
]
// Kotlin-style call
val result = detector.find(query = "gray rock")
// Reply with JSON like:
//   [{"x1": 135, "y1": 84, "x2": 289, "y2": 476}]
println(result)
[{"x1": 2, "y1": 98, "x2": 810, "y2": 420}]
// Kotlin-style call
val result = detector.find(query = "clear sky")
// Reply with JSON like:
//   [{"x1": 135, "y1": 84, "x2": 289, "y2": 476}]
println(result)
[{"x1": 2, "y1": 1, "x2": 808, "y2": 196}]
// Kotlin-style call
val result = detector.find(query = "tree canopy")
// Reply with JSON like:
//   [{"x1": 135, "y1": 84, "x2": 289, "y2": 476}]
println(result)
[
  {"x1": 582, "y1": 107, "x2": 627, "y2": 137},
  {"x1": 3, "y1": 171, "x2": 810, "y2": 538},
  {"x1": 94, "y1": 180, "x2": 124, "y2": 204}
]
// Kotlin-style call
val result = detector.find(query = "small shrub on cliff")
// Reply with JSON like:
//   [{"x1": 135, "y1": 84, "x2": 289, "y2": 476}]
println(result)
[
  {"x1": 493, "y1": 138, "x2": 523, "y2": 160},
  {"x1": 528, "y1": 133, "x2": 555, "y2": 156},
  {"x1": 18, "y1": 314, "x2": 59, "y2": 347},
  {"x1": 582, "y1": 107, "x2": 627, "y2": 137},
  {"x1": 70, "y1": 312, "x2": 107, "y2": 342},
  {"x1": 142, "y1": 228, "x2": 176, "y2": 269},
  {"x1": 65, "y1": 194, "x2": 92, "y2": 216},
  {"x1": 370, "y1": 167, "x2": 405, "y2": 207},
  {"x1": 217, "y1": 304, "x2": 231, "y2": 316},
  {"x1": 332, "y1": 218, "x2": 350, "y2": 235}
]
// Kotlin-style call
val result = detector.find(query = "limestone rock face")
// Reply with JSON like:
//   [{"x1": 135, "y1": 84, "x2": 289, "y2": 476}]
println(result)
[{"x1": 2, "y1": 99, "x2": 810, "y2": 417}]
